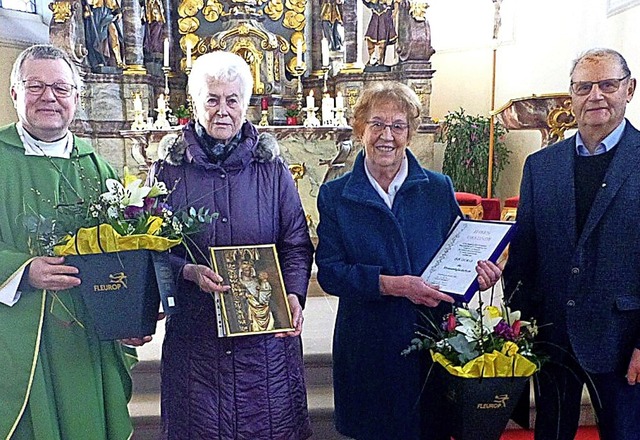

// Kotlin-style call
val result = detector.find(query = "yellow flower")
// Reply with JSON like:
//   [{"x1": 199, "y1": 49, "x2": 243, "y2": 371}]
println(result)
[{"x1": 485, "y1": 306, "x2": 502, "y2": 319}]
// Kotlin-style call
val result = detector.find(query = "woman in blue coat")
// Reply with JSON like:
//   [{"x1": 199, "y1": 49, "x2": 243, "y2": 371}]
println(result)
[
  {"x1": 316, "y1": 82, "x2": 502, "y2": 440},
  {"x1": 149, "y1": 51, "x2": 314, "y2": 440}
]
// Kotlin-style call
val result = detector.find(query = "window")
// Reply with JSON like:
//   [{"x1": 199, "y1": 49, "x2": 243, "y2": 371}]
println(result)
[{"x1": 0, "y1": 0, "x2": 36, "y2": 13}]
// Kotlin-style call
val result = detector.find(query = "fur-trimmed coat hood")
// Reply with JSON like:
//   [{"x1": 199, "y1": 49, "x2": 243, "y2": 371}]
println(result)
[{"x1": 157, "y1": 120, "x2": 280, "y2": 167}]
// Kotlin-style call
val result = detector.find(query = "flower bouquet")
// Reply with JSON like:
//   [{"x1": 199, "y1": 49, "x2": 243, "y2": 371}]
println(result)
[
  {"x1": 40, "y1": 174, "x2": 214, "y2": 340},
  {"x1": 404, "y1": 293, "x2": 543, "y2": 440}
]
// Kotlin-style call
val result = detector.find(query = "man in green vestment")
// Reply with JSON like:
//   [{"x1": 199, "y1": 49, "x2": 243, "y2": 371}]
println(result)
[{"x1": 0, "y1": 44, "x2": 140, "y2": 439}]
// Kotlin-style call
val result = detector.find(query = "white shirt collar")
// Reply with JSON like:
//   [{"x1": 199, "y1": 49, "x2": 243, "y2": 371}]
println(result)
[
  {"x1": 17, "y1": 122, "x2": 73, "y2": 158},
  {"x1": 364, "y1": 155, "x2": 409, "y2": 209},
  {"x1": 575, "y1": 119, "x2": 626, "y2": 156}
]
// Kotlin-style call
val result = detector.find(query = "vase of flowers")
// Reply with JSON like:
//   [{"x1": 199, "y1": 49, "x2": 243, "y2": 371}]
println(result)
[
  {"x1": 439, "y1": 109, "x2": 510, "y2": 197},
  {"x1": 25, "y1": 173, "x2": 215, "y2": 340},
  {"x1": 403, "y1": 291, "x2": 543, "y2": 440},
  {"x1": 285, "y1": 104, "x2": 300, "y2": 125},
  {"x1": 174, "y1": 104, "x2": 191, "y2": 126}
]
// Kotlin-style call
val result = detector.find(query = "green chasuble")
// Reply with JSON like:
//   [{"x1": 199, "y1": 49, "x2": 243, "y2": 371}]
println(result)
[{"x1": 0, "y1": 124, "x2": 136, "y2": 440}]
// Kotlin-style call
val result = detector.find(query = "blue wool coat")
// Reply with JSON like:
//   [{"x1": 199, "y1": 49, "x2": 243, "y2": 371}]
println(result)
[{"x1": 316, "y1": 150, "x2": 461, "y2": 440}]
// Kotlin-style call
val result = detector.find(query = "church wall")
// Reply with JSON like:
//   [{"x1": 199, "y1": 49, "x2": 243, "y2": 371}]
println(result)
[{"x1": 428, "y1": 0, "x2": 640, "y2": 199}]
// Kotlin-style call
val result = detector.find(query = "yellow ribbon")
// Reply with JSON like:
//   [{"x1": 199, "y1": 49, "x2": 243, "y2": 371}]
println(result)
[
  {"x1": 431, "y1": 346, "x2": 538, "y2": 378},
  {"x1": 53, "y1": 219, "x2": 181, "y2": 256}
]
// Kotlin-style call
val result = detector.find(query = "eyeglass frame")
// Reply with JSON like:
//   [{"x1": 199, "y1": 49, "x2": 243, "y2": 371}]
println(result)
[
  {"x1": 366, "y1": 120, "x2": 410, "y2": 135},
  {"x1": 569, "y1": 74, "x2": 631, "y2": 96},
  {"x1": 19, "y1": 79, "x2": 77, "y2": 98}
]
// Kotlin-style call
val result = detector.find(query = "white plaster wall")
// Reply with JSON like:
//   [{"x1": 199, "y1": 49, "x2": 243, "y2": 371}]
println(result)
[{"x1": 428, "y1": 0, "x2": 640, "y2": 199}]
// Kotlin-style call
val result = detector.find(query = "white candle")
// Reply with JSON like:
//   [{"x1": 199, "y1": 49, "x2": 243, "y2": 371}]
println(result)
[
  {"x1": 296, "y1": 40, "x2": 303, "y2": 68},
  {"x1": 163, "y1": 38, "x2": 170, "y2": 67},
  {"x1": 306, "y1": 90, "x2": 314, "y2": 109},
  {"x1": 321, "y1": 37, "x2": 330, "y2": 67},
  {"x1": 157, "y1": 94, "x2": 166, "y2": 111},
  {"x1": 186, "y1": 42, "x2": 192, "y2": 69},
  {"x1": 335, "y1": 91, "x2": 344, "y2": 109},
  {"x1": 134, "y1": 94, "x2": 143, "y2": 111}
]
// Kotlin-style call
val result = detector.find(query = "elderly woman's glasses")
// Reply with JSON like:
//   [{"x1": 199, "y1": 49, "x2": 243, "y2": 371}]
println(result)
[
  {"x1": 367, "y1": 121, "x2": 409, "y2": 135},
  {"x1": 21, "y1": 80, "x2": 77, "y2": 98},
  {"x1": 570, "y1": 74, "x2": 630, "y2": 96}
]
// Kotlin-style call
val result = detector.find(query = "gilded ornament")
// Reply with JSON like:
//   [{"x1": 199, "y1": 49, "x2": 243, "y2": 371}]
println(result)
[
  {"x1": 264, "y1": 0, "x2": 284, "y2": 21},
  {"x1": 283, "y1": 10, "x2": 305, "y2": 30},
  {"x1": 202, "y1": 0, "x2": 224, "y2": 21},
  {"x1": 546, "y1": 98, "x2": 577, "y2": 144},
  {"x1": 346, "y1": 88, "x2": 359, "y2": 107},
  {"x1": 49, "y1": 0, "x2": 73, "y2": 23},
  {"x1": 285, "y1": 0, "x2": 305, "y2": 13},
  {"x1": 408, "y1": 0, "x2": 429, "y2": 22},
  {"x1": 178, "y1": 17, "x2": 200, "y2": 34},
  {"x1": 178, "y1": 0, "x2": 204, "y2": 18}
]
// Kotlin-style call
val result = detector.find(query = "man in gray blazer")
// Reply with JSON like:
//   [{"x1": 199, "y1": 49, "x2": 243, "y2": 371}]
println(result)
[{"x1": 504, "y1": 48, "x2": 640, "y2": 440}]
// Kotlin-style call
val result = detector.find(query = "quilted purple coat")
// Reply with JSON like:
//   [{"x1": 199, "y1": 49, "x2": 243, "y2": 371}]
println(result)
[{"x1": 149, "y1": 121, "x2": 314, "y2": 440}]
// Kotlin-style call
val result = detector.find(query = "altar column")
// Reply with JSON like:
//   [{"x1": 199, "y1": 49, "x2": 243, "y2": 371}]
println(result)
[
  {"x1": 121, "y1": 0, "x2": 146, "y2": 72},
  {"x1": 341, "y1": 0, "x2": 360, "y2": 70}
]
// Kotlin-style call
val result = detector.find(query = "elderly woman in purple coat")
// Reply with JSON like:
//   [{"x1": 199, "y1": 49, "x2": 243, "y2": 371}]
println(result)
[{"x1": 149, "y1": 51, "x2": 314, "y2": 440}]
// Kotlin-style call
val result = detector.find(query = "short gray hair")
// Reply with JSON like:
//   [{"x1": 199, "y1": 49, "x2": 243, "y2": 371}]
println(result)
[
  {"x1": 10, "y1": 44, "x2": 82, "y2": 92},
  {"x1": 570, "y1": 48, "x2": 631, "y2": 78},
  {"x1": 187, "y1": 51, "x2": 253, "y2": 109}
]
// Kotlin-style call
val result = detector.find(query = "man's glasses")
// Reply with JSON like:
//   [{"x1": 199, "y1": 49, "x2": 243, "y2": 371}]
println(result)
[
  {"x1": 366, "y1": 121, "x2": 409, "y2": 135},
  {"x1": 21, "y1": 80, "x2": 77, "y2": 98},
  {"x1": 570, "y1": 74, "x2": 630, "y2": 96}
]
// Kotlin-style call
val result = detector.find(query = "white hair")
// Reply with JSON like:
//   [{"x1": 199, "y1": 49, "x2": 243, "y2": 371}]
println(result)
[{"x1": 188, "y1": 51, "x2": 253, "y2": 109}]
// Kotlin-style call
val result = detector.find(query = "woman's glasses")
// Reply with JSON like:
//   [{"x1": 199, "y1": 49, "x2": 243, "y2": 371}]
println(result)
[{"x1": 366, "y1": 121, "x2": 409, "y2": 135}]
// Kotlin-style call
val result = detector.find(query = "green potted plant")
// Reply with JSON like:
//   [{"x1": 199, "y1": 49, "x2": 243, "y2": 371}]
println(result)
[
  {"x1": 439, "y1": 108, "x2": 510, "y2": 197},
  {"x1": 174, "y1": 104, "x2": 191, "y2": 125},
  {"x1": 285, "y1": 104, "x2": 300, "y2": 125}
]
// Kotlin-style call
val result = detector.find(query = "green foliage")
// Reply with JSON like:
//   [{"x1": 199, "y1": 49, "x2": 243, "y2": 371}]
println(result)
[
  {"x1": 174, "y1": 104, "x2": 191, "y2": 118},
  {"x1": 439, "y1": 109, "x2": 510, "y2": 197},
  {"x1": 285, "y1": 103, "x2": 300, "y2": 117}
]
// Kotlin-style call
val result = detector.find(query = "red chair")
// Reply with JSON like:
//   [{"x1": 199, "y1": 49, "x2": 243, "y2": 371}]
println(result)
[
  {"x1": 455, "y1": 192, "x2": 484, "y2": 220},
  {"x1": 501, "y1": 196, "x2": 519, "y2": 222}
]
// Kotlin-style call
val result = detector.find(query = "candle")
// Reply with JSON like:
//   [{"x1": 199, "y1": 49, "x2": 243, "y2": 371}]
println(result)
[
  {"x1": 335, "y1": 91, "x2": 344, "y2": 109},
  {"x1": 296, "y1": 40, "x2": 303, "y2": 68},
  {"x1": 133, "y1": 94, "x2": 142, "y2": 112},
  {"x1": 306, "y1": 90, "x2": 314, "y2": 109},
  {"x1": 163, "y1": 38, "x2": 170, "y2": 67},
  {"x1": 157, "y1": 94, "x2": 166, "y2": 111},
  {"x1": 321, "y1": 37, "x2": 330, "y2": 67},
  {"x1": 261, "y1": 97, "x2": 268, "y2": 111},
  {"x1": 186, "y1": 41, "x2": 192, "y2": 68}
]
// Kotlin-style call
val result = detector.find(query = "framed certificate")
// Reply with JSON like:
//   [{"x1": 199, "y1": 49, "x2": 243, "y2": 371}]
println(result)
[{"x1": 421, "y1": 218, "x2": 515, "y2": 303}]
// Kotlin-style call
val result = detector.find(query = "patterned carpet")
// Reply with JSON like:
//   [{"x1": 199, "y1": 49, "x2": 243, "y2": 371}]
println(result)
[{"x1": 500, "y1": 426, "x2": 599, "y2": 439}]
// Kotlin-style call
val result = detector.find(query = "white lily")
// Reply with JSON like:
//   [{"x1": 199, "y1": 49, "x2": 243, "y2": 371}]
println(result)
[{"x1": 101, "y1": 178, "x2": 151, "y2": 208}]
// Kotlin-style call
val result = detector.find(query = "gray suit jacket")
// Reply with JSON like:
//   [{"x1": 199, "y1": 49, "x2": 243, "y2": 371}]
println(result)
[{"x1": 504, "y1": 120, "x2": 640, "y2": 373}]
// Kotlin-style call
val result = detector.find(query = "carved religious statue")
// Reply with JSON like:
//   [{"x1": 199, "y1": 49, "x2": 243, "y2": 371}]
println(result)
[
  {"x1": 82, "y1": 0, "x2": 126, "y2": 72},
  {"x1": 321, "y1": 0, "x2": 344, "y2": 51},
  {"x1": 363, "y1": 0, "x2": 397, "y2": 67},
  {"x1": 143, "y1": 0, "x2": 166, "y2": 57}
]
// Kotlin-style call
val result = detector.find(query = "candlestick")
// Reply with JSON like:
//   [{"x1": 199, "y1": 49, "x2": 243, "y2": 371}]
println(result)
[
  {"x1": 134, "y1": 94, "x2": 143, "y2": 112},
  {"x1": 186, "y1": 41, "x2": 192, "y2": 69},
  {"x1": 321, "y1": 37, "x2": 330, "y2": 67},
  {"x1": 163, "y1": 38, "x2": 170, "y2": 67},
  {"x1": 296, "y1": 40, "x2": 303, "y2": 68},
  {"x1": 335, "y1": 91, "x2": 344, "y2": 109},
  {"x1": 261, "y1": 97, "x2": 268, "y2": 111},
  {"x1": 306, "y1": 90, "x2": 315, "y2": 110}
]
